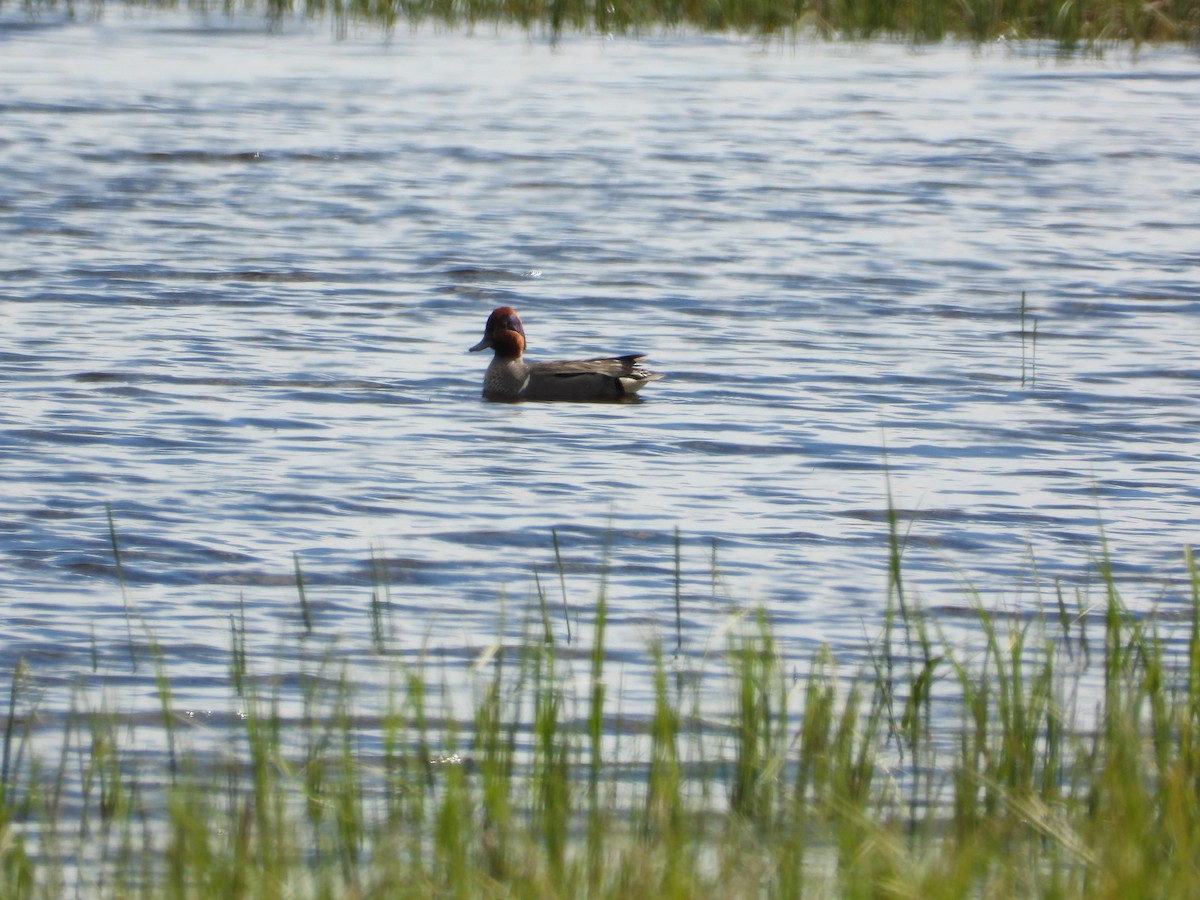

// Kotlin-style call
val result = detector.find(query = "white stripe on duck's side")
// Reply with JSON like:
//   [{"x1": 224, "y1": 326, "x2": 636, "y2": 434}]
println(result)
[{"x1": 469, "y1": 306, "x2": 663, "y2": 402}]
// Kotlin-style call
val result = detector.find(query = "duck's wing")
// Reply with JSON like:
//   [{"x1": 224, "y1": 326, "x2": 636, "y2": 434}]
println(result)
[{"x1": 523, "y1": 355, "x2": 663, "y2": 400}]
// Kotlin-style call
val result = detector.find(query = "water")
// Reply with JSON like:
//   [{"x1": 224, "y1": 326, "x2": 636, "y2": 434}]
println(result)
[{"x1": 2, "y1": 15, "x2": 1199, "y2": 746}]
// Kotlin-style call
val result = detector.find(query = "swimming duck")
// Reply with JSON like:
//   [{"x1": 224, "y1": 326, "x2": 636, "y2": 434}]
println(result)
[{"x1": 469, "y1": 306, "x2": 663, "y2": 402}]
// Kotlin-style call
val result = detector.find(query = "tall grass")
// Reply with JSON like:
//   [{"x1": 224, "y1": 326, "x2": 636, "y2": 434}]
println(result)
[
  {"x1": 11, "y1": 0, "x2": 1200, "y2": 46},
  {"x1": 2, "y1": 537, "x2": 1200, "y2": 897}
]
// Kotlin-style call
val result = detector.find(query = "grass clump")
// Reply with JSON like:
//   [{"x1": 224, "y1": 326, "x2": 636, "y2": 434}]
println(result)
[{"x1": 2, "y1": 536, "x2": 1200, "y2": 897}]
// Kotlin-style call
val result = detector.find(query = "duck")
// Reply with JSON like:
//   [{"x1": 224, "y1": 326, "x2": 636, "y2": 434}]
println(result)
[{"x1": 469, "y1": 306, "x2": 663, "y2": 402}]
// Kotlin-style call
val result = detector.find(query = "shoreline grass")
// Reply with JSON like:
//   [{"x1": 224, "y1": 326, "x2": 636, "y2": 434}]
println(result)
[
  {"x1": 2, "y1": 533, "x2": 1200, "y2": 897},
  {"x1": 8, "y1": 0, "x2": 1200, "y2": 47}
]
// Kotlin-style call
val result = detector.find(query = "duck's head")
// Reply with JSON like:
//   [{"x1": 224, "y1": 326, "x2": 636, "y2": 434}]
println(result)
[{"x1": 470, "y1": 306, "x2": 526, "y2": 359}]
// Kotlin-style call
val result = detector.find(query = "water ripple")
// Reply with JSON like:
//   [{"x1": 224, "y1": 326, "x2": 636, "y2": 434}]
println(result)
[{"x1": 1, "y1": 21, "x2": 1198, "y2": 735}]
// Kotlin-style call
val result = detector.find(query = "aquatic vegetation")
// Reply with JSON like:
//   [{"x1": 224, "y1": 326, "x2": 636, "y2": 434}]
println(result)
[
  {"x1": 1020, "y1": 290, "x2": 1038, "y2": 388},
  {"x1": 11, "y1": 0, "x2": 1200, "y2": 45},
  {"x1": 2, "y1": 531, "x2": 1200, "y2": 897}
]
